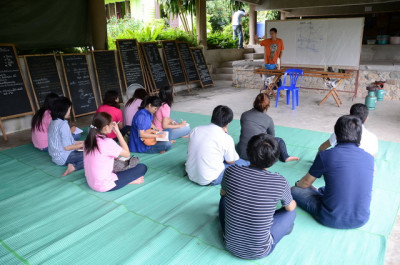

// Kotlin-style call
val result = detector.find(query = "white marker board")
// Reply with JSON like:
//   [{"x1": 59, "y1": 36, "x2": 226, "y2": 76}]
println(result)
[{"x1": 266, "y1": 18, "x2": 364, "y2": 69}]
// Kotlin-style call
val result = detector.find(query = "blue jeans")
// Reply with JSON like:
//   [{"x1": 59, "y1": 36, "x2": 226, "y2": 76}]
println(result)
[
  {"x1": 164, "y1": 125, "x2": 190, "y2": 140},
  {"x1": 108, "y1": 164, "x2": 148, "y2": 191},
  {"x1": 72, "y1": 133, "x2": 81, "y2": 141},
  {"x1": 275, "y1": 137, "x2": 290, "y2": 162},
  {"x1": 233, "y1": 25, "x2": 243, "y2": 48},
  {"x1": 144, "y1": 141, "x2": 172, "y2": 154},
  {"x1": 291, "y1": 186, "x2": 324, "y2": 220},
  {"x1": 210, "y1": 159, "x2": 250, "y2": 186},
  {"x1": 219, "y1": 196, "x2": 296, "y2": 254},
  {"x1": 63, "y1": 150, "x2": 84, "y2": 171}
]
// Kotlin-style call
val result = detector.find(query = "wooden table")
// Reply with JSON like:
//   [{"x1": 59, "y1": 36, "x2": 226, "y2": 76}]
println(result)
[{"x1": 254, "y1": 68, "x2": 352, "y2": 107}]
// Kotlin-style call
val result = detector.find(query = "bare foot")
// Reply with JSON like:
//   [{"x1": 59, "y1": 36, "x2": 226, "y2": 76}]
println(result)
[
  {"x1": 170, "y1": 140, "x2": 176, "y2": 144},
  {"x1": 129, "y1": 176, "x2": 144, "y2": 184},
  {"x1": 62, "y1": 163, "x2": 76, "y2": 177},
  {"x1": 285, "y1": 156, "x2": 300, "y2": 162},
  {"x1": 182, "y1": 135, "x2": 189, "y2": 138},
  {"x1": 160, "y1": 151, "x2": 166, "y2": 154}
]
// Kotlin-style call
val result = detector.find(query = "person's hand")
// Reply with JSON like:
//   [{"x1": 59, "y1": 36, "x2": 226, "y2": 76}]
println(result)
[
  {"x1": 156, "y1": 132, "x2": 166, "y2": 139},
  {"x1": 223, "y1": 127, "x2": 228, "y2": 134},
  {"x1": 76, "y1": 142, "x2": 84, "y2": 150},
  {"x1": 179, "y1": 121, "x2": 187, "y2": 127},
  {"x1": 111, "y1": 122, "x2": 120, "y2": 133}
]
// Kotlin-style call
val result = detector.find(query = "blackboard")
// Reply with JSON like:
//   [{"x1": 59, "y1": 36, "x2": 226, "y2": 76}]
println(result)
[
  {"x1": 116, "y1": 39, "x2": 145, "y2": 88},
  {"x1": 161, "y1": 41, "x2": 186, "y2": 85},
  {"x1": 92, "y1": 50, "x2": 123, "y2": 103},
  {"x1": 176, "y1": 42, "x2": 200, "y2": 83},
  {"x1": 191, "y1": 48, "x2": 214, "y2": 87},
  {"x1": 141, "y1": 42, "x2": 170, "y2": 91},
  {"x1": 24, "y1": 54, "x2": 64, "y2": 108},
  {"x1": 0, "y1": 44, "x2": 33, "y2": 118},
  {"x1": 61, "y1": 54, "x2": 98, "y2": 117}
]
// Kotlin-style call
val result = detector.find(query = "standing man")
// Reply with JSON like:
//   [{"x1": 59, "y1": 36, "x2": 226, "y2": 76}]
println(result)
[
  {"x1": 258, "y1": 28, "x2": 284, "y2": 65},
  {"x1": 232, "y1": 9, "x2": 248, "y2": 49}
]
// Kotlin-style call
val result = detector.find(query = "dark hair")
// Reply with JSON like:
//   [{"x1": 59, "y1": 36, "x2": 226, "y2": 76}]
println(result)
[
  {"x1": 31, "y1": 93, "x2": 59, "y2": 131},
  {"x1": 126, "y1": 88, "x2": 148, "y2": 107},
  {"x1": 239, "y1": 9, "x2": 245, "y2": 12},
  {"x1": 159, "y1": 85, "x2": 174, "y2": 107},
  {"x1": 247, "y1": 133, "x2": 280, "y2": 168},
  {"x1": 211, "y1": 105, "x2": 233, "y2": 127},
  {"x1": 139, "y1": 96, "x2": 162, "y2": 110},
  {"x1": 103, "y1": 90, "x2": 120, "y2": 109},
  {"x1": 350, "y1": 103, "x2": 369, "y2": 124},
  {"x1": 334, "y1": 115, "x2": 362, "y2": 145},
  {"x1": 270, "y1": 28, "x2": 277, "y2": 33},
  {"x1": 84, "y1": 112, "x2": 112, "y2": 154},
  {"x1": 253, "y1": 93, "x2": 270, "y2": 112},
  {"x1": 51, "y1": 97, "x2": 72, "y2": 120}
]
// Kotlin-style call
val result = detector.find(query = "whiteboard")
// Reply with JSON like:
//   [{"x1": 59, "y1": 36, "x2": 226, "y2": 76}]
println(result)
[{"x1": 266, "y1": 18, "x2": 364, "y2": 69}]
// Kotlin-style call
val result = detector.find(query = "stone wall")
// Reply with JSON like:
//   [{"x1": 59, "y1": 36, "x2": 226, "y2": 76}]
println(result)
[{"x1": 232, "y1": 60, "x2": 400, "y2": 100}]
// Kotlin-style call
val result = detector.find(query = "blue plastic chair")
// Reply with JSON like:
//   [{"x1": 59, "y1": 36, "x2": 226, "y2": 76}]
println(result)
[{"x1": 275, "y1": 69, "x2": 303, "y2": 110}]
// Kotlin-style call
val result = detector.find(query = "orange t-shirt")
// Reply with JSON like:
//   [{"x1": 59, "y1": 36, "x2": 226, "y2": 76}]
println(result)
[{"x1": 260, "y1": 38, "x2": 284, "y2": 64}]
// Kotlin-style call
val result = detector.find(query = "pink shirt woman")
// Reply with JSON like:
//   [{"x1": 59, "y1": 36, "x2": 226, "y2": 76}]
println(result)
[{"x1": 32, "y1": 110, "x2": 52, "y2": 149}]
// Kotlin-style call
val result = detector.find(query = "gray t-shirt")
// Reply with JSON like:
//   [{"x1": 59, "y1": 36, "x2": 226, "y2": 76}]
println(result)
[{"x1": 237, "y1": 108, "x2": 275, "y2": 160}]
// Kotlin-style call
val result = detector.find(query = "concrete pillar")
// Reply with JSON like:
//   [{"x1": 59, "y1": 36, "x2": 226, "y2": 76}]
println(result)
[
  {"x1": 249, "y1": 4, "x2": 257, "y2": 45},
  {"x1": 89, "y1": 0, "x2": 108, "y2": 50},
  {"x1": 196, "y1": 0, "x2": 207, "y2": 47},
  {"x1": 280, "y1": 11, "x2": 287, "y2": 20}
]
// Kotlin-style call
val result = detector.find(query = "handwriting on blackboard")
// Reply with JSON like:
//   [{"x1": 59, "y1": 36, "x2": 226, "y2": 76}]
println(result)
[
  {"x1": 0, "y1": 45, "x2": 32, "y2": 117},
  {"x1": 177, "y1": 42, "x2": 199, "y2": 82},
  {"x1": 117, "y1": 40, "x2": 145, "y2": 88},
  {"x1": 162, "y1": 41, "x2": 186, "y2": 85},
  {"x1": 25, "y1": 55, "x2": 64, "y2": 107},
  {"x1": 191, "y1": 48, "x2": 213, "y2": 87},
  {"x1": 141, "y1": 42, "x2": 170, "y2": 90},
  {"x1": 92, "y1": 51, "x2": 122, "y2": 101},
  {"x1": 62, "y1": 55, "x2": 97, "y2": 116}
]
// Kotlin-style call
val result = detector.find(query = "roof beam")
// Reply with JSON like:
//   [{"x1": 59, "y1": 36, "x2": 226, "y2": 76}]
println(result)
[{"x1": 256, "y1": 0, "x2": 398, "y2": 10}]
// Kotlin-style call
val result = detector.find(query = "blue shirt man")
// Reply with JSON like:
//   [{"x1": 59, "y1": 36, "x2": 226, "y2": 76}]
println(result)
[{"x1": 291, "y1": 115, "x2": 374, "y2": 229}]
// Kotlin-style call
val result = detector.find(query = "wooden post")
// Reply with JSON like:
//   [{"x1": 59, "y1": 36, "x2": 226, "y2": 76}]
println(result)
[
  {"x1": 249, "y1": 5, "x2": 257, "y2": 45},
  {"x1": 89, "y1": 0, "x2": 108, "y2": 50},
  {"x1": 196, "y1": 0, "x2": 207, "y2": 47}
]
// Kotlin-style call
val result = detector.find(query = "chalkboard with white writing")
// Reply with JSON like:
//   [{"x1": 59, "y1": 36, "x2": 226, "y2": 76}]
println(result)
[
  {"x1": 141, "y1": 42, "x2": 170, "y2": 91},
  {"x1": 25, "y1": 54, "x2": 64, "y2": 108},
  {"x1": 0, "y1": 44, "x2": 33, "y2": 118},
  {"x1": 176, "y1": 42, "x2": 200, "y2": 83},
  {"x1": 92, "y1": 50, "x2": 123, "y2": 102},
  {"x1": 61, "y1": 54, "x2": 98, "y2": 117},
  {"x1": 161, "y1": 41, "x2": 186, "y2": 85},
  {"x1": 116, "y1": 39, "x2": 145, "y2": 89},
  {"x1": 191, "y1": 48, "x2": 213, "y2": 87}
]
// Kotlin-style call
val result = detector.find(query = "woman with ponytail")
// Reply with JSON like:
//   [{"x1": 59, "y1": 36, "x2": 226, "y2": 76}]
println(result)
[
  {"x1": 31, "y1": 92, "x2": 59, "y2": 151},
  {"x1": 84, "y1": 112, "x2": 148, "y2": 192},
  {"x1": 129, "y1": 96, "x2": 172, "y2": 153}
]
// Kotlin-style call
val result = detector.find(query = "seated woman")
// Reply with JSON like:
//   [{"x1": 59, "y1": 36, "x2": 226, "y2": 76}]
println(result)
[
  {"x1": 122, "y1": 87, "x2": 148, "y2": 136},
  {"x1": 31, "y1": 92, "x2": 59, "y2": 151},
  {"x1": 220, "y1": 133, "x2": 296, "y2": 259},
  {"x1": 153, "y1": 85, "x2": 190, "y2": 140},
  {"x1": 84, "y1": 112, "x2": 148, "y2": 192},
  {"x1": 237, "y1": 93, "x2": 299, "y2": 162},
  {"x1": 129, "y1": 96, "x2": 172, "y2": 154},
  {"x1": 96, "y1": 90, "x2": 123, "y2": 139},
  {"x1": 48, "y1": 97, "x2": 84, "y2": 176}
]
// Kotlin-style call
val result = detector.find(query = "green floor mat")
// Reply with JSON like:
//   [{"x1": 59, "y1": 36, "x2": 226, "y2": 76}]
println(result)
[{"x1": 0, "y1": 111, "x2": 399, "y2": 265}]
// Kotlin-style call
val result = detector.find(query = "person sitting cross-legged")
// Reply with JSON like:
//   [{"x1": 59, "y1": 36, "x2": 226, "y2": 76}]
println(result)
[
  {"x1": 185, "y1": 105, "x2": 249, "y2": 186},
  {"x1": 219, "y1": 133, "x2": 297, "y2": 259},
  {"x1": 292, "y1": 115, "x2": 374, "y2": 229}
]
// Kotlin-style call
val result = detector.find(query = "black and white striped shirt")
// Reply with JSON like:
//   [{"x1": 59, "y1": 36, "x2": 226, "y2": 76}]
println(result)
[{"x1": 222, "y1": 165, "x2": 293, "y2": 259}]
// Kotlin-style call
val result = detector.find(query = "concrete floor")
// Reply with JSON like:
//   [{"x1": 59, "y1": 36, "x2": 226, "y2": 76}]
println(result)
[{"x1": 0, "y1": 80, "x2": 399, "y2": 264}]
